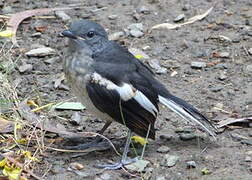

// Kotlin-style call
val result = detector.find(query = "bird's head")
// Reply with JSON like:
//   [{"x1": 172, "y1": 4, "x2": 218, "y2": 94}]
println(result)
[{"x1": 61, "y1": 19, "x2": 109, "y2": 54}]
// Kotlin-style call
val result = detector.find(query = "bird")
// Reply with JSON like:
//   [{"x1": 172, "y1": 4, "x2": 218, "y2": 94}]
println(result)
[{"x1": 61, "y1": 19, "x2": 217, "y2": 169}]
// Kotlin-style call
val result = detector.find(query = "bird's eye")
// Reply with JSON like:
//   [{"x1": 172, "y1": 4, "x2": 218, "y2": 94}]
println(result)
[{"x1": 87, "y1": 31, "x2": 95, "y2": 38}]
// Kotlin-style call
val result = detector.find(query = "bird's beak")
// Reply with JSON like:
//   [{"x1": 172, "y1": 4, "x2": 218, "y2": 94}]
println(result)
[{"x1": 61, "y1": 30, "x2": 77, "y2": 39}]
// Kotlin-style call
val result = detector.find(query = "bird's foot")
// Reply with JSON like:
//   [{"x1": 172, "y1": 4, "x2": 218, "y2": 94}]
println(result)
[{"x1": 96, "y1": 157, "x2": 139, "y2": 170}]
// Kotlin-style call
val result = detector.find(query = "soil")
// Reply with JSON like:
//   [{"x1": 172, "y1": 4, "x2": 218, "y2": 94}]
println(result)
[{"x1": 0, "y1": 0, "x2": 252, "y2": 179}]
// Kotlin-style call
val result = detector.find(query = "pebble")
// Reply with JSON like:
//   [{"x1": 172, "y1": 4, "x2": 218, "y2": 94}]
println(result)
[
  {"x1": 70, "y1": 112, "x2": 82, "y2": 125},
  {"x1": 159, "y1": 134, "x2": 173, "y2": 141},
  {"x1": 31, "y1": 32, "x2": 42, "y2": 37},
  {"x1": 174, "y1": 127, "x2": 193, "y2": 133},
  {"x1": 179, "y1": 133, "x2": 196, "y2": 141},
  {"x1": 245, "y1": 64, "x2": 252, "y2": 73},
  {"x1": 209, "y1": 85, "x2": 223, "y2": 92},
  {"x1": 55, "y1": 11, "x2": 71, "y2": 21},
  {"x1": 215, "y1": 63, "x2": 228, "y2": 69},
  {"x1": 129, "y1": 29, "x2": 144, "y2": 38},
  {"x1": 25, "y1": 47, "x2": 56, "y2": 57},
  {"x1": 142, "y1": 45, "x2": 151, "y2": 51},
  {"x1": 219, "y1": 52, "x2": 230, "y2": 58},
  {"x1": 191, "y1": 61, "x2": 206, "y2": 69},
  {"x1": 218, "y1": 72, "x2": 227, "y2": 80},
  {"x1": 186, "y1": 161, "x2": 197, "y2": 168},
  {"x1": 108, "y1": 31, "x2": 125, "y2": 41},
  {"x1": 174, "y1": 14, "x2": 185, "y2": 22},
  {"x1": 136, "y1": 6, "x2": 150, "y2": 14},
  {"x1": 148, "y1": 59, "x2": 167, "y2": 74},
  {"x1": 248, "y1": 48, "x2": 252, "y2": 55},
  {"x1": 161, "y1": 154, "x2": 179, "y2": 167},
  {"x1": 128, "y1": 23, "x2": 144, "y2": 38},
  {"x1": 18, "y1": 63, "x2": 33, "y2": 73},
  {"x1": 245, "y1": 156, "x2": 252, "y2": 162},
  {"x1": 157, "y1": 146, "x2": 170, "y2": 153},
  {"x1": 2, "y1": 6, "x2": 13, "y2": 13},
  {"x1": 100, "y1": 172, "x2": 112, "y2": 180},
  {"x1": 108, "y1": 15, "x2": 118, "y2": 20}
]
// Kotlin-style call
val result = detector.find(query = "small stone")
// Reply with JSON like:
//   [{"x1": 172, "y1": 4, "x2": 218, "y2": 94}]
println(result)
[
  {"x1": 2, "y1": 6, "x2": 13, "y2": 14},
  {"x1": 55, "y1": 11, "x2": 71, "y2": 21},
  {"x1": 215, "y1": 63, "x2": 228, "y2": 69},
  {"x1": 100, "y1": 172, "x2": 112, "y2": 180},
  {"x1": 136, "y1": 6, "x2": 150, "y2": 14},
  {"x1": 31, "y1": 32, "x2": 42, "y2": 37},
  {"x1": 174, "y1": 14, "x2": 185, "y2": 22},
  {"x1": 128, "y1": 23, "x2": 144, "y2": 38},
  {"x1": 219, "y1": 52, "x2": 230, "y2": 58},
  {"x1": 175, "y1": 127, "x2": 193, "y2": 133},
  {"x1": 191, "y1": 61, "x2": 206, "y2": 69},
  {"x1": 157, "y1": 146, "x2": 170, "y2": 153},
  {"x1": 128, "y1": 23, "x2": 144, "y2": 31},
  {"x1": 218, "y1": 72, "x2": 227, "y2": 80},
  {"x1": 70, "y1": 112, "x2": 82, "y2": 125},
  {"x1": 179, "y1": 133, "x2": 196, "y2": 141},
  {"x1": 25, "y1": 47, "x2": 56, "y2": 57},
  {"x1": 161, "y1": 154, "x2": 179, "y2": 167},
  {"x1": 159, "y1": 134, "x2": 173, "y2": 141},
  {"x1": 129, "y1": 29, "x2": 144, "y2": 38},
  {"x1": 69, "y1": 162, "x2": 84, "y2": 170},
  {"x1": 108, "y1": 15, "x2": 118, "y2": 20},
  {"x1": 148, "y1": 59, "x2": 167, "y2": 74},
  {"x1": 186, "y1": 161, "x2": 196, "y2": 168},
  {"x1": 245, "y1": 156, "x2": 252, "y2": 162},
  {"x1": 18, "y1": 63, "x2": 33, "y2": 73},
  {"x1": 108, "y1": 31, "x2": 125, "y2": 41},
  {"x1": 245, "y1": 64, "x2": 252, "y2": 73},
  {"x1": 209, "y1": 85, "x2": 223, "y2": 92},
  {"x1": 248, "y1": 48, "x2": 252, "y2": 55},
  {"x1": 142, "y1": 45, "x2": 151, "y2": 51}
]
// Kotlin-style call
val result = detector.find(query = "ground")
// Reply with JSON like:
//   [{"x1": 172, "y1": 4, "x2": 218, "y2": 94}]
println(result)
[{"x1": 0, "y1": 0, "x2": 252, "y2": 179}]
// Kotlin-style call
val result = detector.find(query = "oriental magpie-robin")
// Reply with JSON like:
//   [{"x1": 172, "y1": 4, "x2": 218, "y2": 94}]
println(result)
[{"x1": 61, "y1": 19, "x2": 217, "y2": 169}]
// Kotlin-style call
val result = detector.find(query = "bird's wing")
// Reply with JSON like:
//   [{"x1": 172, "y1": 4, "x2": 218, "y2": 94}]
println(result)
[
  {"x1": 92, "y1": 41, "x2": 217, "y2": 139},
  {"x1": 85, "y1": 63, "x2": 159, "y2": 139}
]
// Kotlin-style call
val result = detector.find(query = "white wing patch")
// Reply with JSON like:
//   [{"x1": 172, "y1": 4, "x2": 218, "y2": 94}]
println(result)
[
  {"x1": 134, "y1": 90, "x2": 158, "y2": 116},
  {"x1": 86, "y1": 72, "x2": 157, "y2": 116}
]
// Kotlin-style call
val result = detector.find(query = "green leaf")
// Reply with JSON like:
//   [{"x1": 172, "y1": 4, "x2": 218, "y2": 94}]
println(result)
[{"x1": 53, "y1": 102, "x2": 85, "y2": 110}]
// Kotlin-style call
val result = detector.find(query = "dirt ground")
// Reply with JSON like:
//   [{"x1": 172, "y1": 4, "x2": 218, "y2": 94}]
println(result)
[{"x1": 0, "y1": 0, "x2": 252, "y2": 179}]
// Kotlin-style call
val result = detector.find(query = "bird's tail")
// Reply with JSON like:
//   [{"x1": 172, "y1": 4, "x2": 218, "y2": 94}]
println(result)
[{"x1": 158, "y1": 95, "x2": 217, "y2": 140}]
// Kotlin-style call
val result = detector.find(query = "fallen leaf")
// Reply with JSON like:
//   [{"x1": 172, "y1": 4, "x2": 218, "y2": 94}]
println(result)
[
  {"x1": 217, "y1": 117, "x2": 252, "y2": 128},
  {"x1": 53, "y1": 102, "x2": 85, "y2": 110},
  {"x1": 151, "y1": 7, "x2": 213, "y2": 30},
  {"x1": 2, "y1": 7, "x2": 74, "y2": 46},
  {"x1": 0, "y1": 30, "x2": 14, "y2": 38},
  {"x1": 0, "y1": 117, "x2": 14, "y2": 133},
  {"x1": 131, "y1": 136, "x2": 148, "y2": 146},
  {"x1": 125, "y1": 159, "x2": 149, "y2": 172}
]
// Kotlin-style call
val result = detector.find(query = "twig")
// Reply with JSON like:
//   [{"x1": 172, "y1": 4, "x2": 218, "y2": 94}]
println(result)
[{"x1": 1, "y1": 153, "x2": 44, "y2": 180}]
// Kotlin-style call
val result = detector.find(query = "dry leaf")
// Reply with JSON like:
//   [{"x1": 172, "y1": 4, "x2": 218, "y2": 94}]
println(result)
[
  {"x1": 0, "y1": 117, "x2": 14, "y2": 133},
  {"x1": 151, "y1": 7, "x2": 213, "y2": 30},
  {"x1": 2, "y1": 7, "x2": 73, "y2": 46},
  {"x1": 217, "y1": 117, "x2": 252, "y2": 128}
]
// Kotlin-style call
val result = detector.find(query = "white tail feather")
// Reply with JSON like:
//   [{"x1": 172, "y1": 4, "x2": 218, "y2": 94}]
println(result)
[{"x1": 158, "y1": 95, "x2": 216, "y2": 140}]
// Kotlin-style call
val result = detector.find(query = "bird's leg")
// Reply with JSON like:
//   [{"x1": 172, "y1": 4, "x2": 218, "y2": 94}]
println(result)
[
  {"x1": 97, "y1": 130, "x2": 138, "y2": 170},
  {"x1": 64, "y1": 120, "x2": 112, "y2": 150}
]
